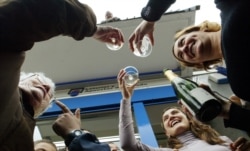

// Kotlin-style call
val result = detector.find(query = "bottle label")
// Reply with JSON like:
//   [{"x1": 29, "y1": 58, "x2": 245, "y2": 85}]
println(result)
[
  {"x1": 180, "y1": 99, "x2": 196, "y2": 116},
  {"x1": 189, "y1": 87, "x2": 216, "y2": 104}
]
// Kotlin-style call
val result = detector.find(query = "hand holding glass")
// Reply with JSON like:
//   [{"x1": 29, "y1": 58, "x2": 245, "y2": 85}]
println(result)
[
  {"x1": 106, "y1": 37, "x2": 124, "y2": 51},
  {"x1": 123, "y1": 66, "x2": 139, "y2": 86},
  {"x1": 133, "y1": 36, "x2": 152, "y2": 57}
]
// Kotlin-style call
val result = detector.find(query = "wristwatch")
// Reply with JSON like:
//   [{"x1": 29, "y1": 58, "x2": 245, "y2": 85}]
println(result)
[{"x1": 65, "y1": 130, "x2": 83, "y2": 147}]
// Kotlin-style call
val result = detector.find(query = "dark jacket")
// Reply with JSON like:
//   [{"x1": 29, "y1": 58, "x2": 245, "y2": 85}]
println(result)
[
  {"x1": 0, "y1": 0, "x2": 97, "y2": 150},
  {"x1": 68, "y1": 133, "x2": 110, "y2": 151},
  {"x1": 0, "y1": 0, "x2": 97, "y2": 52}
]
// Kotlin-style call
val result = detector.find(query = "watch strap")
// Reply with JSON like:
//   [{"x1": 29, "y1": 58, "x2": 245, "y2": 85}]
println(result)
[{"x1": 64, "y1": 130, "x2": 83, "y2": 147}]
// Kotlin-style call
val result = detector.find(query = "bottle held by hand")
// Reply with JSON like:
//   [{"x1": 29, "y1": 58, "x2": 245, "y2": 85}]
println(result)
[{"x1": 163, "y1": 69, "x2": 222, "y2": 122}]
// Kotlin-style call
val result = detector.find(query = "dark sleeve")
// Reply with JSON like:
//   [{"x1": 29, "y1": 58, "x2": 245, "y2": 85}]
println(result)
[
  {"x1": 0, "y1": 0, "x2": 97, "y2": 52},
  {"x1": 141, "y1": 0, "x2": 176, "y2": 22},
  {"x1": 215, "y1": 0, "x2": 250, "y2": 101},
  {"x1": 223, "y1": 103, "x2": 250, "y2": 133},
  {"x1": 68, "y1": 133, "x2": 110, "y2": 151}
]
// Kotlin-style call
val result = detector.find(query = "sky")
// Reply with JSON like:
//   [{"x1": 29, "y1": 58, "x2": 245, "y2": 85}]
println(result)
[{"x1": 80, "y1": 0, "x2": 221, "y2": 24}]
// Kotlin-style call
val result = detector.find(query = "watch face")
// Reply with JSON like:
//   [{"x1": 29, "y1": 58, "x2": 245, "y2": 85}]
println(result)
[{"x1": 74, "y1": 130, "x2": 83, "y2": 136}]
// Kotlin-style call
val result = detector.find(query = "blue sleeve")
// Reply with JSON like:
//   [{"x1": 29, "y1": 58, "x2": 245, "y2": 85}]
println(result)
[
  {"x1": 68, "y1": 133, "x2": 110, "y2": 151},
  {"x1": 141, "y1": 0, "x2": 176, "y2": 22},
  {"x1": 224, "y1": 103, "x2": 250, "y2": 133}
]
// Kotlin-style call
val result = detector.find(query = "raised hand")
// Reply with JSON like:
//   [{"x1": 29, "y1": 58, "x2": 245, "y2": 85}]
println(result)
[
  {"x1": 52, "y1": 100, "x2": 81, "y2": 139},
  {"x1": 117, "y1": 69, "x2": 139, "y2": 100},
  {"x1": 231, "y1": 137, "x2": 250, "y2": 151},
  {"x1": 93, "y1": 26, "x2": 124, "y2": 46},
  {"x1": 128, "y1": 20, "x2": 155, "y2": 52}
]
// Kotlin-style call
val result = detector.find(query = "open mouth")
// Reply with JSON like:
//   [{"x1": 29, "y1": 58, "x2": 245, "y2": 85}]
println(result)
[
  {"x1": 170, "y1": 119, "x2": 181, "y2": 127},
  {"x1": 188, "y1": 42, "x2": 195, "y2": 58}
]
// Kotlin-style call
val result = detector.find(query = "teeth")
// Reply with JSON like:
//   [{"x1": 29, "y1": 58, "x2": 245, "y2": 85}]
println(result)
[{"x1": 171, "y1": 120, "x2": 179, "y2": 127}]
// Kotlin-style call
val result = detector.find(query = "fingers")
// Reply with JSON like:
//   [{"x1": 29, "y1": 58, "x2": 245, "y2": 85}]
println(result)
[
  {"x1": 55, "y1": 100, "x2": 72, "y2": 114},
  {"x1": 75, "y1": 108, "x2": 81, "y2": 120},
  {"x1": 131, "y1": 79, "x2": 140, "y2": 89},
  {"x1": 148, "y1": 33, "x2": 154, "y2": 46},
  {"x1": 128, "y1": 34, "x2": 135, "y2": 51},
  {"x1": 231, "y1": 137, "x2": 249, "y2": 151},
  {"x1": 117, "y1": 69, "x2": 126, "y2": 84}
]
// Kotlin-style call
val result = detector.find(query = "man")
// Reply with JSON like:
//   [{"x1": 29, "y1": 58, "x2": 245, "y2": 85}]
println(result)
[
  {"x1": 0, "y1": 71, "x2": 55, "y2": 150},
  {"x1": 0, "y1": 0, "x2": 124, "y2": 150},
  {"x1": 101, "y1": 11, "x2": 121, "y2": 24}
]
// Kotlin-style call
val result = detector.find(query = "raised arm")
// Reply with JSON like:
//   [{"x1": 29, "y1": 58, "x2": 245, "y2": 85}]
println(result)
[
  {"x1": 129, "y1": 0, "x2": 176, "y2": 51},
  {"x1": 0, "y1": 0, "x2": 97, "y2": 51}
]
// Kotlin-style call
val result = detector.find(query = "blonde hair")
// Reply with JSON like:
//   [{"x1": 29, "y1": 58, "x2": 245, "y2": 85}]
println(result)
[
  {"x1": 172, "y1": 20, "x2": 222, "y2": 70},
  {"x1": 161, "y1": 106, "x2": 225, "y2": 149}
]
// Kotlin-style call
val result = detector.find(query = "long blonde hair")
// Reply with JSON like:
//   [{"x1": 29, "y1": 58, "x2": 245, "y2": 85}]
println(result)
[
  {"x1": 162, "y1": 106, "x2": 225, "y2": 149},
  {"x1": 172, "y1": 20, "x2": 222, "y2": 70}
]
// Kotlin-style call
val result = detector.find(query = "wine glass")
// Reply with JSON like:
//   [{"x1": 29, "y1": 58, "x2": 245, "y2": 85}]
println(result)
[
  {"x1": 133, "y1": 36, "x2": 152, "y2": 57},
  {"x1": 106, "y1": 37, "x2": 124, "y2": 51},
  {"x1": 123, "y1": 66, "x2": 139, "y2": 86}
]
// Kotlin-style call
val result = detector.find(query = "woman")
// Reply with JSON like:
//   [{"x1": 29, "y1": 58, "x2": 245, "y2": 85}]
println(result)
[
  {"x1": 117, "y1": 69, "x2": 236, "y2": 151},
  {"x1": 171, "y1": 20, "x2": 250, "y2": 133},
  {"x1": 172, "y1": 20, "x2": 222, "y2": 70}
]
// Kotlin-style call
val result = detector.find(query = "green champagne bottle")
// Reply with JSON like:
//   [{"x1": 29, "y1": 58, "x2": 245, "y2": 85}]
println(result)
[{"x1": 163, "y1": 69, "x2": 222, "y2": 122}]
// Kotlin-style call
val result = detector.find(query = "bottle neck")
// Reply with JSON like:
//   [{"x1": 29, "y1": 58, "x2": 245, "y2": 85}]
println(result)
[{"x1": 164, "y1": 70, "x2": 178, "y2": 81}]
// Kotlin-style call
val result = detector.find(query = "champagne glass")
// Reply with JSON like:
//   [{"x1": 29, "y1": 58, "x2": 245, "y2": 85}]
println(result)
[
  {"x1": 123, "y1": 66, "x2": 139, "y2": 86},
  {"x1": 133, "y1": 36, "x2": 152, "y2": 57},
  {"x1": 106, "y1": 37, "x2": 124, "y2": 51}
]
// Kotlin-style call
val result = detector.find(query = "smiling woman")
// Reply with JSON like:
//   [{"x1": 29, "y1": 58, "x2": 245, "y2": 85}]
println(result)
[
  {"x1": 161, "y1": 107, "x2": 229, "y2": 149},
  {"x1": 172, "y1": 20, "x2": 222, "y2": 70},
  {"x1": 117, "y1": 69, "x2": 233, "y2": 151}
]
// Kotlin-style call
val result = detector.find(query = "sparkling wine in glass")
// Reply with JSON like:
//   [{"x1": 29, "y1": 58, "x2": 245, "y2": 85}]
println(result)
[
  {"x1": 133, "y1": 36, "x2": 152, "y2": 57},
  {"x1": 106, "y1": 37, "x2": 124, "y2": 51},
  {"x1": 123, "y1": 66, "x2": 139, "y2": 86}
]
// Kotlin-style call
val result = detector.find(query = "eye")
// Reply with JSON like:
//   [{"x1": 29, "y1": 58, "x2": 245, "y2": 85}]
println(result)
[
  {"x1": 163, "y1": 115, "x2": 169, "y2": 122},
  {"x1": 178, "y1": 51, "x2": 184, "y2": 60},
  {"x1": 179, "y1": 38, "x2": 184, "y2": 47}
]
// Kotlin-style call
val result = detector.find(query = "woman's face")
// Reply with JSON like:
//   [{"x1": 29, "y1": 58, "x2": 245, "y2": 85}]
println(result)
[
  {"x1": 173, "y1": 31, "x2": 213, "y2": 64},
  {"x1": 162, "y1": 108, "x2": 190, "y2": 137}
]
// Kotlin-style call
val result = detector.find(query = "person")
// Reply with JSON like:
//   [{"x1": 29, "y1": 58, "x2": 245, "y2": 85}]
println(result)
[
  {"x1": 170, "y1": 20, "x2": 250, "y2": 133},
  {"x1": 172, "y1": 20, "x2": 222, "y2": 70},
  {"x1": 101, "y1": 11, "x2": 121, "y2": 24},
  {"x1": 117, "y1": 69, "x2": 250, "y2": 151},
  {"x1": 0, "y1": 71, "x2": 55, "y2": 151},
  {"x1": 0, "y1": 0, "x2": 124, "y2": 150},
  {"x1": 34, "y1": 139, "x2": 58, "y2": 151},
  {"x1": 52, "y1": 100, "x2": 117, "y2": 151},
  {"x1": 1, "y1": 0, "x2": 124, "y2": 52},
  {"x1": 129, "y1": 0, "x2": 250, "y2": 102},
  {"x1": 107, "y1": 142, "x2": 120, "y2": 151}
]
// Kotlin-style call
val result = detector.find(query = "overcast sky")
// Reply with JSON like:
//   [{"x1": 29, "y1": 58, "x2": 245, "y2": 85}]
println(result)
[{"x1": 81, "y1": 0, "x2": 221, "y2": 24}]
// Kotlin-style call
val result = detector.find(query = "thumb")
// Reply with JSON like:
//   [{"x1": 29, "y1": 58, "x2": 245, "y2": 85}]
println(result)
[
  {"x1": 148, "y1": 33, "x2": 154, "y2": 46},
  {"x1": 75, "y1": 108, "x2": 81, "y2": 120}
]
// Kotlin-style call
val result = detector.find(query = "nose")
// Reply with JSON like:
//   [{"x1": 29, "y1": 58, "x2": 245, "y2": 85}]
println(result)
[
  {"x1": 43, "y1": 84, "x2": 52, "y2": 98},
  {"x1": 180, "y1": 45, "x2": 188, "y2": 53}
]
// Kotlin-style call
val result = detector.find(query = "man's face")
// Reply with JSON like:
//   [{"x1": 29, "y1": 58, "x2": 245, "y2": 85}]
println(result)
[{"x1": 19, "y1": 74, "x2": 53, "y2": 117}]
